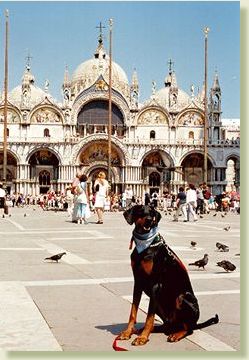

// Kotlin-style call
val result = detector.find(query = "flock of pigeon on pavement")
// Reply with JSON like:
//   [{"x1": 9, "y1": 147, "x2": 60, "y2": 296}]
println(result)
[{"x1": 2, "y1": 207, "x2": 238, "y2": 272}]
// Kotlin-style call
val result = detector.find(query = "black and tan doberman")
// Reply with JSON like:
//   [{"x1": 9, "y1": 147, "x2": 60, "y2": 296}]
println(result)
[{"x1": 118, "y1": 204, "x2": 218, "y2": 346}]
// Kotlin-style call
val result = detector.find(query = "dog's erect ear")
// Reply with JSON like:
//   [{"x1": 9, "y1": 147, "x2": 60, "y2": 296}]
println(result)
[{"x1": 123, "y1": 206, "x2": 135, "y2": 225}]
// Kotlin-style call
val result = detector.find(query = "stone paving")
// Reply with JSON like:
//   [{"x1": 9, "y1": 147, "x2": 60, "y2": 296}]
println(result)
[{"x1": 0, "y1": 206, "x2": 240, "y2": 352}]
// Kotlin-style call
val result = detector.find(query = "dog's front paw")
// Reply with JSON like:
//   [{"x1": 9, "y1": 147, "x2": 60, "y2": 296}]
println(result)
[
  {"x1": 131, "y1": 335, "x2": 149, "y2": 346},
  {"x1": 117, "y1": 329, "x2": 134, "y2": 340}
]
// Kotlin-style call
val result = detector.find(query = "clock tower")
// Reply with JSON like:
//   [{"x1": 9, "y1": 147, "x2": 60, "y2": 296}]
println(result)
[{"x1": 208, "y1": 70, "x2": 222, "y2": 142}]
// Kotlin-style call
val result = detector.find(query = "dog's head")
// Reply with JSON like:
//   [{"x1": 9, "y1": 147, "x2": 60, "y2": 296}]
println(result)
[{"x1": 123, "y1": 204, "x2": 161, "y2": 232}]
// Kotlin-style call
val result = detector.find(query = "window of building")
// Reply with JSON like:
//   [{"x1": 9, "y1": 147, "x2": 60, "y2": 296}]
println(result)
[
  {"x1": 189, "y1": 131, "x2": 194, "y2": 139},
  {"x1": 149, "y1": 172, "x2": 160, "y2": 187},
  {"x1": 150, "y1": 130, "x2": 156, "y2": 140},
  {"x1": 39, "y1": 170, "x2": 51, "y2": 186},
  {"x1": 44, "y1": 128, "x2": 50, "y2": 137}
]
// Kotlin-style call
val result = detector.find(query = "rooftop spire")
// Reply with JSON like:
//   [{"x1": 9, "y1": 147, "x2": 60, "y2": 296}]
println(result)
[
  {"x1": 131, "y1": 68, "x2": 139, "y2": 92},
  {"x1": 168, "y1": 58, "x2": 174, "y2": 74},
  {"x1": 25, "y1": 52, "x2": 32, "y2": 70},
  {"x1": 212, "y1": 69, "x2": 221, "y2": 92},
  {"x1": 22, "y1": 53, "x2": 35, "y2": 86},
  {"x1": 96, "y1": 21, "x2": 105, "y2": 44},
  {"x1": 63, "y1": 65, "x2": 70, "y2": 87},
  {"x1": 165, "y1": 59, "x2": 177, "y2": 88},
  {"x1": 94, "y1": 21, "x2": 106, "y2": 59}
]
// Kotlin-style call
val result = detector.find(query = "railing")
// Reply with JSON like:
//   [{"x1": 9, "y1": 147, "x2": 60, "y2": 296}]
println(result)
[{"x1": 0, "y1": 136, "x2": 240, "y2": 147}]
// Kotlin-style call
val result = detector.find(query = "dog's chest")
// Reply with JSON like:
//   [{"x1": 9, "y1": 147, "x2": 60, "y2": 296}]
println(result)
[{"x1": 131, "y1": 246, "x2": 163, "y2": 276}]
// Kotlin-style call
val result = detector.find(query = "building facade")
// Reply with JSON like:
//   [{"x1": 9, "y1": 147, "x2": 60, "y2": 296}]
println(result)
[{"x1": 0, "y1": 34, "x2": 240, "y2": 196}]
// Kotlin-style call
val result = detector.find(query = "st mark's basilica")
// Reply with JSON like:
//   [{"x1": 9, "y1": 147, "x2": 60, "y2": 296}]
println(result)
[{"x1": 0, "y1": 28, "x2": 240, "y2": 197}]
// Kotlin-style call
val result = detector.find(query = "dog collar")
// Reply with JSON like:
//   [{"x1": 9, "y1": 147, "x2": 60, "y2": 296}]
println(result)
[{"x1": 132, "y1": 227, "x2": 159, "y2": 254}]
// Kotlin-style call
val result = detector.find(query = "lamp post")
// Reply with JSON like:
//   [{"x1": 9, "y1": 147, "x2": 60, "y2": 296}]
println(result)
[
  {"x1": 107, "y1": 18, "x2": 113, "y2": 184},
  {"x1": 203, "y1": 26, "x2": 209, "y2": 184},
  {"x1": 3, "y1": 9, "x2": 9, "y2": 186}
]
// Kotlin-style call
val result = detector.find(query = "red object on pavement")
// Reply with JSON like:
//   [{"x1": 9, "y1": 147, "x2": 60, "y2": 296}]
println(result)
[{"x1": 112, "y1": 336, "x2": 128, "y2": 351}]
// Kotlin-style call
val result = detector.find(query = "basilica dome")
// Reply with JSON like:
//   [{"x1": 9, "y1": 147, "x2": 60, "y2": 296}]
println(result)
[
  {"x1": 154, "y1": 86, "x2": 190, "y2": 109},
  {"x1": 8, "y1": 84, "x2": 51, "y2": 108},
  {"x1": 8, "y1": 66, "x2": 54, "y2": 108},
  {"x1": 144, "y1": 68, "x2": 191, "y2": 111},
  {"x1": 71, "y1": 37, "x2": 130, "y2": 98}
]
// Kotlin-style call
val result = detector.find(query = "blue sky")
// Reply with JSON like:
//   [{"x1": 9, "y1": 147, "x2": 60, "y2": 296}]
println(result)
[{"x1": 0, "y1": 1, "x2": 240, "y2": 118}]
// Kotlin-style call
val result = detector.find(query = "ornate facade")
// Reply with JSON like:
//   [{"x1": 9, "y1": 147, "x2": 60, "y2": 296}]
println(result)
[{"x1": 0, "y1": 33, "x2": 240, "y2": 196}]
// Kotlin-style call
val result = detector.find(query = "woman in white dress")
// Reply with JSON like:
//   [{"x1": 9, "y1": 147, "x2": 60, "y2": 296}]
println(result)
[
  {"x1": 186, "y1": 183, "x2": 198, "y2": 222},
  {"x1": 75, "y1": 174, "x2": 88, "y2": 224},
  {"x1": 94, "y1": 172, "x2": 109, "y2": 224}
]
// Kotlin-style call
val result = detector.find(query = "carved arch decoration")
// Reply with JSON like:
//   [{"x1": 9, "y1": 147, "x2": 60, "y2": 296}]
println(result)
[
  {"x1": 137, "y1": 108, "x2": 169, "y2": 126},
  {"x1": 177, "y1": 110, "x2": 204, "y2": 126},
  {"x1": 0, "y1": 150, "x2": 19, "y2": 181},
  {"x1": 86, "y1": 163, "x2": 121, "y2": 184},
  {"x1": 26, "y1": 146, "x2": 62, "y2": 165},
  {"x1": 140, "y1": 149, "x2": 175, "y2": 168},
  {"x1": 71, "y1": 88, "x2": 130, "y2": 126},
  {"x1": 179, "y1": 149, "x2": 216, "y2": 168},
  {"x1": 79, "y1": 140, "x2": 123, "y2": 167},
  {"x1": 0, "y1": 107, "x2": 21, "y2": 124},
  {"x1": 30, "y1": 106, "x2": 63, "y2": 124},
  {"x1": 71, "y1": 134, "x2": 130, "y2": 165}
]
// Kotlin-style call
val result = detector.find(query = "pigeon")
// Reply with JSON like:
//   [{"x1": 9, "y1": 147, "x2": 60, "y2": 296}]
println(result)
[
  {"x1": 213, "y1": 213, "x2": 217, "y2": 217},
  {"x1": 190, "y1": 241, "x2": 197, "y2": 249},
  {"x1": 223, "y1": 225, "x2": 231, "y2": 231},
  {"x1": 44, "y1": 252, "x2": 66, "y2": 262},
  {"x1": 24, "y1": 213, "x2": 27, "y2": 217},
  {"x1": 189, "y1": 254, "x2": 208, "y2": 269},
  {"x1": 216, "y1": 242, "x2": 229, "y2": 252},
  {"x1": 221, "y1": 213, "x2": 225, "y2": 218},
  {"x1": 217, "y1": 260, "x2": 236, "y2": 272}
]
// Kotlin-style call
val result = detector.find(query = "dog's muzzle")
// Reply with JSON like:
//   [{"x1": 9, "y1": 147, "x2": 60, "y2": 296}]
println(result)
[{"x1": 143, "y1": 216, "x2": 154, "y2": 230}]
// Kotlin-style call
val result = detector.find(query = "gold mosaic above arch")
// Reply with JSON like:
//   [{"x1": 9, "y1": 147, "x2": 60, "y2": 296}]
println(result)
[
  {"x1": 31, "y1": 107, "x2": 62, "y2": 124},
  {"x1": 137, "y1": 109, "x2": 168, "y2": 125},
  {"x1": 178, "y1": 111, "x2": 204, "y2": 126},
  {"x1": 0, "y1": 109, "x2": 20, "y2": 123}
]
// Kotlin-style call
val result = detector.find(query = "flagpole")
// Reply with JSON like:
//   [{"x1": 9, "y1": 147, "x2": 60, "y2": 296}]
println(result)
[
  {"x1": 3, "y1": 9, "x2": 9, "y2": 186},
  {"x1": 203, "y1": 26, "x2": 209, "y2": 184},
  {"x1": 107, "y1": 18, "x2": 113, "y2": 184}
]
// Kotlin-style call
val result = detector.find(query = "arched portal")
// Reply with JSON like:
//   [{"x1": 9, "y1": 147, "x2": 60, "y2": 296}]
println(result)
[
  {"x1": 0, "y1": 151, "x2": 18, "y2": 193},
  {"x1": 181, "y1": 152, "x2": 212, "y2": 186},
  {"x1": 225, "y1": 156, "x2": 240, "y2": 192},
  {"x1": 78, "y1": 140, "x2": 125, "y2": 193},
  {"x1": 142, "y1": 150, "x2": 174, "y2": 193},
  {"x1": 28, "y1": 149, "x2": 60, "y2": 194}
]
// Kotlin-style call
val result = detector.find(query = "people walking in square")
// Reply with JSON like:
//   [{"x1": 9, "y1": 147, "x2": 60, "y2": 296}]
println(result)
[
  {"x1": 71, "y1": 170, "x2": 82, "y2": 223},
  {"x1": 173, "y1": 187, "x2": 188, "y2": 222},
  {"x1": 196, "y1": 183, "x2": 205, "y2": 215},
  {"x1": 186, "y1": 184, "x2": 198, "y2": 222},
  {"x1": 125, "y1": 187, "x2": 133, "y2": 208},
  {"x1": 151, "y1": 190, "x2": 159, "y2": 208},
  {"x1": 94, "y1": 171, "x2": 109, "y2": 224},
  {"x1": 75, "y1": 174, "x2": 88, "y2": 224},
  {"x1": 0, "y1": 182, "x2": 6, "y2": 216}
]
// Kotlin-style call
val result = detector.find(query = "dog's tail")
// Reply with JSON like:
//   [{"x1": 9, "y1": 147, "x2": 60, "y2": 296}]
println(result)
[{"x1": 194, "y1": 314, "x2": 219, "y2": 330}]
